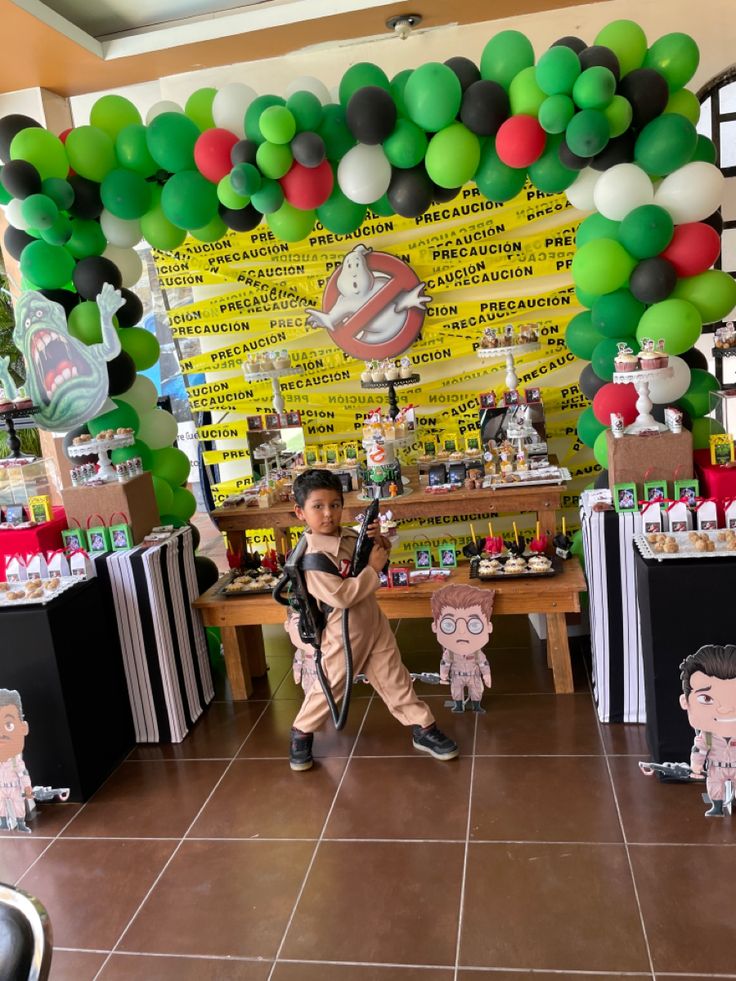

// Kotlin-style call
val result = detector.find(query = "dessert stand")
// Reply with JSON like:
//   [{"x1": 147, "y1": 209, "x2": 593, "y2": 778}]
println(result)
[
  {"x1": 243, "y1": 365, "x2": 304, "y2": 415},
  {"x1": 0, "y1": 405, "x2": 40, "y2": 460},
  {"x1": 612, "y1": 366, "x2": 673, "y2": 434},
  {"x1": 360, "y1": 374, "x2": 421, "y2": 420},
  {"x1": 66, "y1": 433, "x2": 135, "y2": 481},
  {"x1": 477, "y1": 342, "x2": 541, "y2": 391}
]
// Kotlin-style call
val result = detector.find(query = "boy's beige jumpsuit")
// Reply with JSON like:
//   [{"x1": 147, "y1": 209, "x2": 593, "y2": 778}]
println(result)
[{"x1": 292, "y1": 528, "x2": 435, "y2": 734}]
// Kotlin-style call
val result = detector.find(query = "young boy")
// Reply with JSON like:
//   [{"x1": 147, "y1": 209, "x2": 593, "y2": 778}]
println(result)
[{"x1": 288, "y1": 469, "x2": 459, "y2": 771}]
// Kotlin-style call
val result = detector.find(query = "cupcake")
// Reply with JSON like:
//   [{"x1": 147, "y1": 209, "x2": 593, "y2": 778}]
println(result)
[
  {"x1": 0, "y1": 389, "x2": 12, "y2": 412},
  {"x1": 528, "y1": 555, "x2": 552, "y2": 574},
  {"x1": 384, "y1": 360, "x2": 399, "y2": 381},
  {"x1": 275, "y1": 350, "x2": 291, "y2": 369},
  {"x1": 399, "y1": 356, "x2": 413, "y2": 379},
  {"x1": 614, "y1": 343, "x2": 639, "y2": 373},
  {"x1": 12, "y1": 386, "x2": 32, "y2": 410},
  {"x1": 637, "y1": 338, "x2": 668, "y2": 370},
  {"x1": 370, "y1": 360, "x2": 385, "y2": 382},
  {"x1": 360, "y1": 363, "x2": 372, "y2": 383}
]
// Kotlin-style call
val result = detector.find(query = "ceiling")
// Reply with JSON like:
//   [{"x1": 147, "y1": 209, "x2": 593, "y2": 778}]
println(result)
[{"x1": 1, "y1": 0, "x2": 602, "y2": 98}]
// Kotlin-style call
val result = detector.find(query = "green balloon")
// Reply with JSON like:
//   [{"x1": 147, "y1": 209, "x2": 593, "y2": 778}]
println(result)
[
  {"x1": 101, "y1": 168, "x2": 152, "y2": 220},
  {"x1": 390, "y1": 69, "x2": 413, "y2": 118},
  {"x1": 318, "y1": 104, "x2": 356, "y2": 161},
  {"x1": 593, "y1": 428, "x2": 609, "y2": 468},
  {"x1": 404, "y1": 63, "x2": 462, "y2": 132},
  {"x1": 140, "y1": 186, "x2": 187, "y2": 250},
  {"x1": 41, "y1": 177, "x2": 74, "y2": 210},
  {"x1": 591, "y1": 290, "x2": 645, "y2": 337},
  {"x1": 592, "y1": 336, "x2": 640, "y2": 382},
  {"x1": 0, "y1": 180, "x2": 12, "y2": 205},
  {"x1": 171, "y1": 486, "x2": 197, "y2": 523},
  {"x1": 115, "y1": 124, "x2": 158, "y2": 177},
  {"x1": 594, "y1": 20, "x2": 648, "y2": 77},
  {"x1": 21, "y1": 193, "x2": 58, "y2": 229},
  {"x1": 618, "y1": 204, "x2": 673, "y2": 258},
  {"x1": 230, "y1": 162, "x2": 261, "y2": 197},
  {"x1": 603, "y1": 95, "x2": 633, "y2": 138},
  {"x1": 677, "y1": 368, "x2": 720, "y2": 418},
  {"x1": 146, "y1": 112, "x2": 200, "y2": 173},
  {"x1": 565, "y1": 108, "x2": 609, "y2": 157},
  {"x1": 383, "y1": 119, "x2": 427, "y2": 169},
  {"x1": 317, "y1": 185, "x2": 366, "y2": 235},
  {"x1": 151, "y1": 446, "x2": 190, "y2": 486},
  {"x1": 575, "y1": 286, "x2": 601, "y2": 309},
  {"x1": 256, "y1": 141, "x2": 293, "y2": 180},
  {"x1": 190, "y1": 214, "x2": 227, "y2": 243},
  {"x1": 480, "y1": 30, "x2": 535, "y2": 90},
  {"x1": 217, "y1": 174, "x2": 249, "y2": 209},
  {"x1": 339, "y1": 63, "x2": 390, "y2": 106},
  {"x1": 643, "y1": 33, "x2": 700, "y2": 92},
  {"x1": 565, "y1": 311, "x2": 605, "y2": 360},
  {"x1": 152, "y1": 475, "x2": 174, "y2": 516},
  {"x1": 245, "y1": 95, "x2": 286, "y2": 144},
  {"x1": 474, "y1": 141, "x2": 526, "y2": 202},
  {"x1": 572, "y1": 67, "x2": 617, "y2": 110},
  {"x1": 634, "y1": 113, "x2": 697, "y2": 175},
  {"x1": 41, "y1": 213, "x2": 72, "y2": 246},
  {"x1": 88, "y1": 398, "x2": 140, "y2": 437},
  {"x1": 576, "y1": 213, "x2": 620, "y2": 247},
  {"x1": 539, "y1": 94, "x2": 575, "y2": 134},
  {"x1": 250, "y1": 178, "x2": 284, "y2": 215},
  {"x1": 69, "y1": 301, "x2": 106, "y2": 345},
  {"x1": 119, "y1": 328, "x2": 160, "y2": 371},
  {"x1": 578, "y1": 405, "x2": 606, "y2": 448},
  {"x1": 10, "y1": 128, "x2": 68, "y2": 180},
  {"x1": 266, "y1": 201, "x2": 315, "y2": 242},
  {"x1": 572, "y1": 238, "x2": 635, "y2": 295},
  {"x1": 90, "y1": 95, "x2": 141, "y2": 140},
  {"x1": 535, "y1": 46, "x2": 581, "y2": 96},
  {"x1": 635, "y1": 299, "x2": 702, "y2": 355},
  {"x1": 690, "y1": 134, "x2": 717, "y2": 164},
  {"x1": 369, "y1": 194, "x2": 394, "y2": 218},
  {"x1": 509, "y1": 66, "x2": 546, "y2": 116},
  {"x1": 19, "y1": 240, "x2": 74, "y2": 289},
  {"x1": 161, "y1": 170, "x2": 219, "y2": 230},
  {"x1": 690, "y1": 416, "x2": 724, "y2": 450},
  {"x1": 111, "y1": 439, "x2": 153, "y2": 471},
  {"x1": 259, "y1": 106, "x2": 296, "y2": 145},
  {"x1": 664, "y1": 88, "x2": 700, "y2": 125},
  {"x1": 64, "y1": 126, "x2": 116, "y2": 182},
  {"x1": 425, "y1": 123, "x2": 480, "y2": 188},
  {"x1": 66, "y1": 217, "x2": 106, "y2": 258},
  {"x1": 286, "y1": 91, "x2": 323, "y2": 132},
  {"x1": 672, "y1": 269, "x2": 736, "y2": 324},
  {"x1": 527, "y1": 135, "x2": 577, "y2": 193},
  {"x1": 184, "y1": 87, "x2": 216, "y2": 130}
]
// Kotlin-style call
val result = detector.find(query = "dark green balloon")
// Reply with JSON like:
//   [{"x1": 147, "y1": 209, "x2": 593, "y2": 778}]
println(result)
[
  {"x1": 678, "y1": 368, "x2": 720, "y2": 418},
  {"x1": 115, "y1": 124, "x2": 158, "y2": 177},
  {"x1": 572, "y1": 67, "x2": 616, "y2": 110},
  {"x1": 146, "y1": 112, "x2": 200, "y2": 173},
  {"x1": 41, "y1": 213, "x2": 72, "y2": 246},
  {"x1": 161, "y1": 170, "x2": 219, "y2": 230},
  {"x1": 317, "y1": 185, "x2": 367, "y2": 234},
  {"x1": 576, "y1": 212, "x2": 620, "y2": 247},
  {"x1": 565, "y1": 109, "x2": 609, "y2": 157},
  {"x1": 643, "y1": 32, "x2": 700, "y2": 92},
  {"x1": 578, "y1": 405, "x2": 606, "y2": 448},
  {"x1": 618, "y1": 204, "x2": 673, "y2": 259},
  {"x1": 66, "y1": 217, "x2": 106, "y2": 258},
  {"x1": 369, "y1": 193, "x2": 395, "y2": 217},
  {"x1": 19, "y1": 240, "x2": 75, "y2": 289},
  {"x1": 244, "y1": 95, "x2": 286, "y2": 144},
  {"x1": 383, "y1": 119, "x2": 427, "y2": 169},
  {"x1": 527, "y1": 135, "x2": 577, "y2": 193},
  {"x1": 480, "y1": 30, "x2": 535, "y2": 91},
  {"x1": 286, "y1": 91, "x2": 323, "y2": 132},
  {"x1": 391, "y1": 69, "x2": 413, "y2": 117},
  {"x1": 250, "y1": 179, "x2": 284, "y2": 215},
  {"x1": 591, "y1": 289, "x2": 645, "y2": 338},
  {"x1": 592, "y1": 336, "x2": 640, "y2": 382},
  {"x1": 474, "y1": 141, "x2": 526, "y2": 202},
  {"x1": 634, "y1": 113, "x2": 697, "y2": 176},
  {"x1": 21, "y1": 193, "x2": 58, "y2": 229},
  {"x1": 339, "y1": 63, "x2": 390, "y2": 106},
  {"x1": 565, "y1": 311, "x2": 605, "y2": 360},
  {"x1": 575, "y1": 285, "x2": 600, "y2": 309},
  {"x1": 538, "y1": 94, "x2": 575, "y2": 134},
  {"x1": 41, "y1": 177, "x2": 74, "y2": 211},
  {"x1": 101, "y1": 168, "x2": 152, "y2": 220},
  {"x1": 535, "y1": 46, "x2": 581, "y2": 96},
  {"x1": 318, "y1": 104, "x2": 356, "y2": 162},
  {"x1": 691, "y1": 134, "x2": 717, "y2": 164}
]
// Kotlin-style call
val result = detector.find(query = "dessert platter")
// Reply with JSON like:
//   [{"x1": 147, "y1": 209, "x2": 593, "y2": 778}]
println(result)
[
  {"x1": 0, "y1": 576, "x2": 79, "y2": 606},
  {"x1": 635, "y1": 529, "x2": 736, "y2": 561}
]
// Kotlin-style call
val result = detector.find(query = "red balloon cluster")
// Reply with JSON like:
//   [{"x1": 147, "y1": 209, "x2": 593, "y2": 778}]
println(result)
[
  {"x1": 495, "y1": 115, "x2": 546, "y2": 168},
  {"x1": 592, "y1": 381, "x2": 638, "y2": 426},
  {"x1": 194, "y1": 128, "x2": 239, "y2": 184},
  {"x1": 280, "y1": 159, "x2": 334, "y2": 210},
  {"x1": 660, "y1": 222, "x2": 721, "y2": 278}
]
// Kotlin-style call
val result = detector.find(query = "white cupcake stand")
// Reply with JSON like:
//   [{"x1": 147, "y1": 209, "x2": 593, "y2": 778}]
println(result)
[
  {"x1": 477, "y1": 342, "x2": 541, "y2": 390},
  {"x1": 613, "y1": 366, "x2": 673, "y2": 434}
]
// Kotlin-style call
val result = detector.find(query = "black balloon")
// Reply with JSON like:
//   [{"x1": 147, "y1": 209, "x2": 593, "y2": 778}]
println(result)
[
  {"x1": 387, "y1": 166, "x2": 433, "y2": 218},
  {"x1": 591, "y1": 131, "x2": 636, "y2": 171},
  {"x1": 0, "y1": 114, "x2": 41, "y2": 163},
  {"x1": 593, "y1": 468, "x2": 609, "y2": 489},
  {"x1": 558, "y1": 138, "x2": 589, "y2": 171},
  {"x1": 460, "y1": 80, "x2": 510, "y2": 136},
  {"x1": 652, "y1": 403, "x2": 693, "y2": 431},
  {"x1": 230, "y1": 139, "x2": 259, "y2": 166},
  {"x1": 432, "y1": 183, "x2": 462, "y2": 203},
  {"x1": 630, "y1": 257, "x2": 677, "y2": 304},
  {"x1": 680, "y1": 346, "x2": 708, "y2": 371},
  {"x1": 194, "y1": 555, "x2": 220, "y2": 594},
  {"x1": 346, "y1": 86, "x2": 397, "y2": 145},
  {"x1": 0, "y1": 159, "x2": 41, "y2": 199},
  {"x1": 579, "y1": 45, "x2": 621, "y2": 81},
  {"x1": 68, "y1": 174, "x2": 102, "y2": 219},
  {"x1": 444, "y1": 56, "x2": 481, "y2": 91},
  {"x1": 3, "y1": 225, "x2": 33, "y2": 261},
  {"x1": 618, "y1": 68, "x2": 668, "y2": 128},
  {"x1": 703, "y1": 210, "x2": 723, "y2": 236},
  {"x1": 291, "y1": 131, "x2": 326, "y2": 168},
  {"x1": 39, "y1": 288, "x2": 80, "y2": 317},
  {"x1": 579, "y1": 362, "x2": 607, "y2": 400},
  {"x1": 116, "y1": 288, "x2": 143, "y2": 328},
  {"x1": 219, "y1": 202, "x2": 262, "y2": 232},
  {"x1": 73, "y1": 256, "x2": 122, "y2": 300},
  {"x1": 552, "y1": 36, "x2": 588, "y2": 55},
  {"x1": 107, "y1": 351, "x2": 137, "y2": 396}
]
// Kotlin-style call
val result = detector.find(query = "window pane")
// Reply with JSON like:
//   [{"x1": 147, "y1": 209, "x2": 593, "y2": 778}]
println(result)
[
  {"x1": 720, "y1": 80, "x2": 736, "y2": 113},
  {"x1": 722, "y1": 177, "x2": 736, "y2": 221},
  {"x1": 720, "y1": 120, "x2": 736, "y2": 167},
  {"x1": 698, "y1": 97, "x2": 712, "y2": 138},
  {"x1": 722, "y1": 227, "x2": 736, "y2": 272}
]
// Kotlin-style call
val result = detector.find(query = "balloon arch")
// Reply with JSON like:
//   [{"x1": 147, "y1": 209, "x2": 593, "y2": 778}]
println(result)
[{"x1": 2, "y1": 18, "x2": 735, "y2": 518}]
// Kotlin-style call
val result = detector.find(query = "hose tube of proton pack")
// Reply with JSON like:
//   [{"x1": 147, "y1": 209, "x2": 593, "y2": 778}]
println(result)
[{"x1": 313, "y1": 610, "x2": 352, "y2": 731}]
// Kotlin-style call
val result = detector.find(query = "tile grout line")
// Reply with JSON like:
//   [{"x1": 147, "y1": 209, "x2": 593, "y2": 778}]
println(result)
[{"x1": 453, "y1": 708, "x2": 479, "y2": 981}]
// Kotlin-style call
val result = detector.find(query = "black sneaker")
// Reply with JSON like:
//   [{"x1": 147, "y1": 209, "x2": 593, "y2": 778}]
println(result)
[
  {"x1": 289, "y1": 728, "x2": 314, "y2": 771},
  {"x1": 412, "y1": 724, "x2": 459, "y2": 761}
]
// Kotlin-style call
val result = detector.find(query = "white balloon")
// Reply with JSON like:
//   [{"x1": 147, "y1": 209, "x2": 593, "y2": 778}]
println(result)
[
  {"x1": 285, "y1": 75, "x2": 331, "y2": 105},
  {"x1": 117, "y1": 374, "x2": 158, "y2": 415},
  {"x1": 212, "y1": 82, "x2": 257, "y2": 137},
  {"x1": 654, "y1": 161, "x2": 726, "y2": 224},
  {"x1": 337, "y1": 144, "x2": 391, "y2": 205},
  {"x1": 103, "y1": 244, "x2": 143, "y2": 288},
  {"x1": 648, "y1": 355, "x2": 691, "y2": 404},
  {"x1": 4, "y1": 198, "x2": 29, "y2": 230},
  {"x1": 593, "y1": 163, "x2": 654, "y2": 221},
  {"x1": 565, "y1": 168, "x2": 599, "y2": 213},
  {"x1": 145, "y1": 100, "x2": 183, "y2": 124},
  {"x1": 138, "y1": 407, "x2": 178, "y2": 450},
  {"x1": 100, "y1": 210, "x2": 142, "y2": 248}
]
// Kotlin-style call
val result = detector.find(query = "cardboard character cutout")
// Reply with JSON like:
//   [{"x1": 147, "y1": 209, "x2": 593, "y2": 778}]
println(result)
[
  {"x1": 430, "y1": 584, "x2": 494, "y2": 713},
  {"x1": 0, "y1": 690, "x2": 33, "y2": 833}
]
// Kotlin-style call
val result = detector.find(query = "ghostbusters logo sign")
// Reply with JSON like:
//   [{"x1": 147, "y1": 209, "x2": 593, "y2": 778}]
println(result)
[{"x1": 306, "y1": 244, "x2": 430, "y2": 360}]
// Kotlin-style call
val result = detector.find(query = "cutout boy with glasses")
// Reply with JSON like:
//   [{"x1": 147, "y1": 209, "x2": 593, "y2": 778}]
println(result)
[{"x1": 431, "y1": 585, "x2": 495, "y2": 713}]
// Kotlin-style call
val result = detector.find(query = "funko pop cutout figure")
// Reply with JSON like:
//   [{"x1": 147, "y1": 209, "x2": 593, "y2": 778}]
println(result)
[
  {"x1": 431, "y1": 585, "x2": 494, "y2": 713},
  {"x1": 0, "y1": 690, "x2": 33, "y2": 833},
  {"x1": 679, "y1": 644, "x2": 736, "y2": 817}
]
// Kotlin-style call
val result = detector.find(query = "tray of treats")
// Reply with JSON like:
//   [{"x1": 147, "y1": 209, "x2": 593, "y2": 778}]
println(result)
[
  {"x1": 0, "y1": 577, "x2": 78, "y2": 606},
  {"x1": 635, "y1": 529, "x2": 736, "y2": 561},
  {"x1": 471, "y1": 553, "x2": 558, "y2": 579},
  {"x1": 217, "y1": 569, "x2": 281, "y2": 596}
]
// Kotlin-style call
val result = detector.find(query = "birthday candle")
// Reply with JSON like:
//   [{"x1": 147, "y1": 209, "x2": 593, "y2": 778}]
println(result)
[
  {"x1": 513, "y1": 521, "x2": 519, "y2": 545},
  {"x1": 470, "y1": 523, "x2": 477, "y2": 546},
  {"x1": 562, "y1": 516, "x2": 566, "y2": 537},
  {"x1": 488, "y1": 521, "x2": 494, "y2": 539},
  {"x1": 536, "y1": 521, "x2": 540, "y2": 541}
]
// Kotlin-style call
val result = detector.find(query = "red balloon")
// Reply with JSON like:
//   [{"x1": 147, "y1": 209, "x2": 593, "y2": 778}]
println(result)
[
  {"x1": 660, "y1": 222, "x2": 721, "y2": 278},
  {"x1": 280, "y1": 159, "x2": 334, "y2": 210},
  {"x1": 592, "y1": 381, "x2": 638, "y2": 426},
  {"x1": 58, "y1": 128, "x2": 72, "y2": 143},
  {"x1": 495, "y1": 115, "x2": 546, "y2": 168},
  {"x1": 193, "y1": 128, "x2": 239, "y2": 184}
]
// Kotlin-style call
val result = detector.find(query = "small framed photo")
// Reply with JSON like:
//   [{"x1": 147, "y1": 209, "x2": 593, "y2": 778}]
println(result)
[
  {"x1": 378, "y1": 570, "x2": 389, "y2": 588},
  {"x1": 335, "y1": 471, "x2": 353, "y2": 494},
  {"x1": 414, "y1": 547, "x2": 433, "y2": 569},
  {"x1": 4, "y1": 504, "x2": 24, "y2": 525},
  {"x1": 246, "y1": 415, "x2": 264, "y2": 431},
  {"x1": 524, "y1": 387, "x2": 542, "y2": 404},
  {"x1": 465, "y1": 435, "x2": 480, "y2": 452},
  {"x1": 437, "y1": 543, "x2": 457, "y2": 568},
  {"x1": 710, "y1": 433, "x2": 735, "y2": 466},
  {"x1": 442, "y1": 436, "x2": 458, "y2": 453},
  {"x1": 265, "y1": 412, "x2": 281, "y2": 430},
  {"x1": 389, "y1": 567, "x2": 410, "y2": 589},
  {"x1": 503, "y1": 389, "x2": 520, "y2": 407},
  {"x1": 448, "y1": 462, "x2": 467, "y2": 485},
  {"x1": 343, "y1": 442, "x2": 359, "y2": 461},
  {"x1": 479, "y1": 392, "x2": 497, "y2": 409},
  {"x1": 674, "y1": 479, "x2": 699, "y2": 506},
  {"x1": 111, "y1": 526, "x2": 133, "y2": 550},
  {"x1": 304, "y1": 448, "x2": 320, "y2": 466},
  {"x1": 323, "y1": 444, "x2": 339, "y2": 465},
  {"x1": 284, "y1": 410, "x2": 302, "y2": 427},
  {"x1": 644, "y1": 480, "x2": 667, "y2": 503},
  {"x1": 428, "y1": 464, "x2": 447, "y2": 487},
  {"x1": 422, "y1": 439, "x2": 437, "y2": 457},
  {"x1": 613, "y1": 482, "x2": 638, "y2": 513},
  {"x1": 62, "y1": 528, "x2": 87, "y2": 551}
]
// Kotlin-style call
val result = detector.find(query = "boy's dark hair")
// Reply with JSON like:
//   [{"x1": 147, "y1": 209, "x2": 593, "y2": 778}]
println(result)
[
  {"x1": 293, "y1": 469, "x2": 344, "y2": 507},
  {"x1": 0, "y1": 689, "x2": 24, "y2": 718},
  {"x1": 680, "y1": 645, "x2": 736, "y2": 697}
]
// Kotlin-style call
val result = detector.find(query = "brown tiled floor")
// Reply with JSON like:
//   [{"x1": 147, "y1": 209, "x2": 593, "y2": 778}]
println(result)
[{"x1": 8, "y1": 616, "x2": 736, "y2": 980}]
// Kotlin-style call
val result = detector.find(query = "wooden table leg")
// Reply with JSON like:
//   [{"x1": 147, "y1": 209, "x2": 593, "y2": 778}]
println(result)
[
  {"x1": 220, "y1": 625, "x2": 253, "y2": 700},
  {"x1": 243, "y1": 624, "x2": 267, "y2": 677},
  {"x1": 545, "y1": 612, "x2": 574, "y2": 694}
]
